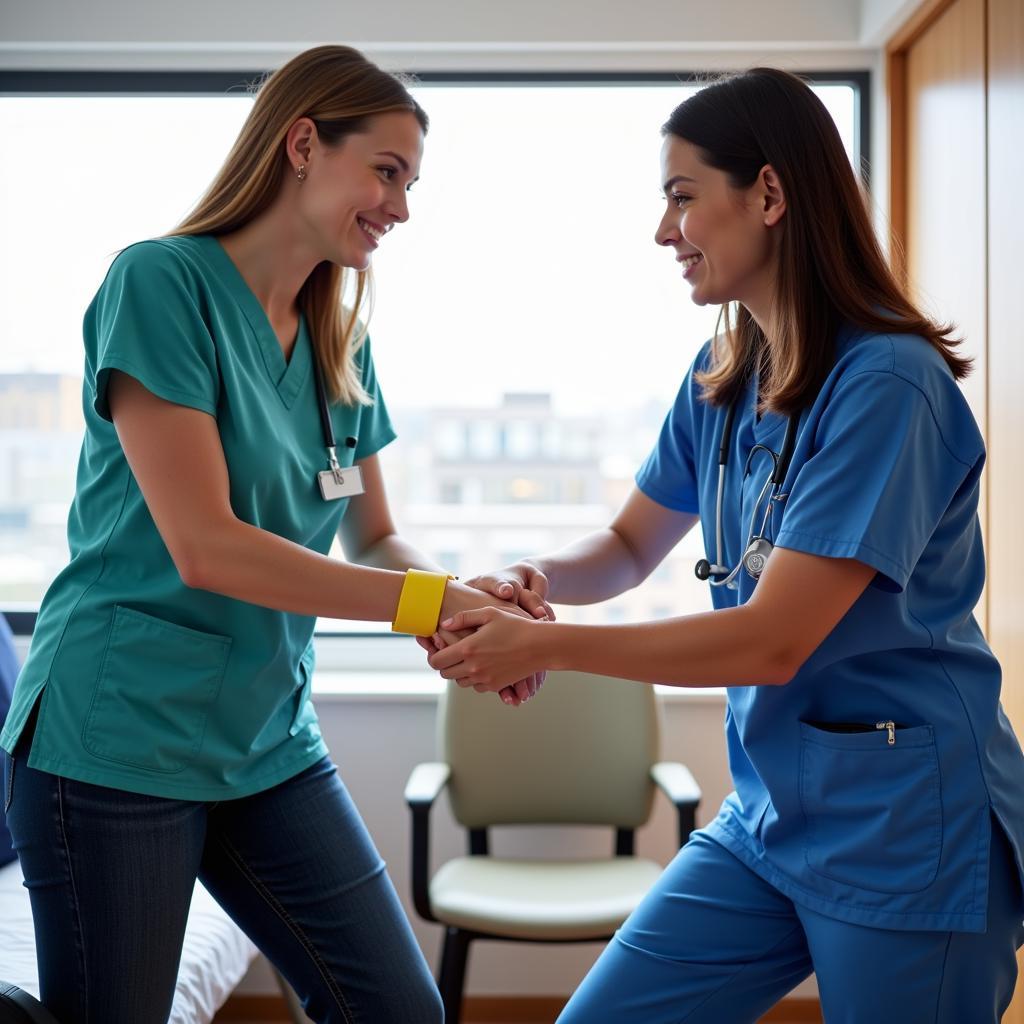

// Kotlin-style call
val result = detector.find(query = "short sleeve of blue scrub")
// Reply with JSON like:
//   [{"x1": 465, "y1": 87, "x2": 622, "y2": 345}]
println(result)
[
  {"x1": 0, "y1": 236, "x2": 397, "y2": 800},
  {"x1": 775, "y1": 361, "x2": 983, "y2": 592}
]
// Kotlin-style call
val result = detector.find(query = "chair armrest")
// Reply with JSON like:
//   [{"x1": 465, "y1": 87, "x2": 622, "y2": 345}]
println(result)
[
  {"x1": 404, "y1": 762, "x2": 451, "y2": 808},
  {"x1": 650, "y1": 761, "x2": 701, "y2": 848},
  {"x1": 404, "y1": 762, "x2": 451, "y2": 923}
]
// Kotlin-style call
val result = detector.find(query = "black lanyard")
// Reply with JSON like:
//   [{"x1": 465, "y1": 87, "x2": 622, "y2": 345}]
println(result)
[{"x1": 312, "y1": 355, "x2": 356, "y2": 474}]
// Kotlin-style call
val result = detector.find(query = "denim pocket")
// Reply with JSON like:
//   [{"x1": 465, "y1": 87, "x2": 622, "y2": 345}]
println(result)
[
  {"x1": 799, "y1": 720, "x2": 942, "y2": 894},
  {"x1": 83, "y1": 605, "x2": 232, "y2": 773}
]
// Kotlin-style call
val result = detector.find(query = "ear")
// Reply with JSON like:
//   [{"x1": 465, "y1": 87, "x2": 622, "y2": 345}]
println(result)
[
  {"x1": 285, "y1": 117, "x2": 318, "y2": 173},
  {"x1": 759, "y1": 164, "x2": 787, "y2": 227}
]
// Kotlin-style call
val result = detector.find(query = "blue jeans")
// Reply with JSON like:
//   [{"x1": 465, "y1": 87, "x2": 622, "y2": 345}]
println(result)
[
  {"x1": 4, "y1": 721, "x2": 443, "y2": 1024},
  {"x1": 557, "y1": 826, "x2": 1024, "y2": 1024}
]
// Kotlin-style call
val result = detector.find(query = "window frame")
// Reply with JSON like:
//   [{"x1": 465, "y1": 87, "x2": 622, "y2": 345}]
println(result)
[{"x1": 0, "y1": 68, "x2": 871, "y2": 651}]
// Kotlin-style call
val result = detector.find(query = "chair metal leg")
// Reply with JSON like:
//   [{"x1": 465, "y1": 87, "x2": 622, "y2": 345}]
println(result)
[{"x1": 437, "y1": 927, "x2": 472, "y2": 1024}]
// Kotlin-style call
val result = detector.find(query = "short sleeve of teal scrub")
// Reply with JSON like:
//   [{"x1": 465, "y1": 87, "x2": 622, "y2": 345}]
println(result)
[
  {"x1": 0, "y1": 235, "x2": 396, "y2": 800},
  {"x1": 91, "y1": 241, "x2": 221, "y2": 421},
  {"x1": 775, "y1": 366, "x2": 983, "y2": 592}
]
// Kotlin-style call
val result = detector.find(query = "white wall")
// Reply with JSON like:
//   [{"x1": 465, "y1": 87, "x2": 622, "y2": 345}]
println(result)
[
  {"x1": 860, "y1": 0, "x2": 925, "y2": 45},
  {"x1": 0, "y1": 0, "x2": 874, "y2": 72},
  {"x1": 2, "y1": 0, "x2": 863, "y2": 53}
]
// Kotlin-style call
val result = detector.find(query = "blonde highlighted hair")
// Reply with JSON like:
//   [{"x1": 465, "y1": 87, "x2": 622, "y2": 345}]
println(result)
[{"x1": 170, "y1": 45, "x2": 428, "y2": 404}]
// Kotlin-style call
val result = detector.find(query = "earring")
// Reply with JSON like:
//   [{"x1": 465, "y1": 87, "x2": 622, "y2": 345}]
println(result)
[{"x1": 296, "y1": 164, "x2": 307, "y2": 182}]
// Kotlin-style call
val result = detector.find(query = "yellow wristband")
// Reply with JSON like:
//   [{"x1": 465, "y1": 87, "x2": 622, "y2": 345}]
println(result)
[{"x1": 392, "y1": 570, "x2": 455, "y2": 636}]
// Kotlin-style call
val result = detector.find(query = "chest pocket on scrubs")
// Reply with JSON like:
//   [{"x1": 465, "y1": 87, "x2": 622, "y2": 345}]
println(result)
[
  {"x1": 83, "y1": 605, "x2": 232, "y2": 774},
  {"x1": 798, "y1": 721, "x2": 942, "y2": 894}
]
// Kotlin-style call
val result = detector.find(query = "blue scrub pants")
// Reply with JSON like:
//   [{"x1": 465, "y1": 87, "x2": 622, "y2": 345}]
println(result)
[{"x1": 558, "y1": 827, "x2": 1024, "y2": 1024}]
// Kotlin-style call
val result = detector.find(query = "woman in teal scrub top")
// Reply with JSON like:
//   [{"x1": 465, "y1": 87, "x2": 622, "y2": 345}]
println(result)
[
  {"x1": 0, "y1": 45, "x2": 538, "y2": 1024},
  {"x1": 426, "y1": 69, "x2": 1024, "y2": 1021}
]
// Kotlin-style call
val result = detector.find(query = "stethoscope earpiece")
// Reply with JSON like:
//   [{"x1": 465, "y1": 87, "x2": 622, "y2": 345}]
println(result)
[{"x1": 695, "y1": 559, "x2": 731, "y2": 582}]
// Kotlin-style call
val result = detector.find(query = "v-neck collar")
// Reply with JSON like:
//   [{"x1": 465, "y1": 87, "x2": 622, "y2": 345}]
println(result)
[{"x1": 196, "y1": 235, "x2": 311, "y2": 409}]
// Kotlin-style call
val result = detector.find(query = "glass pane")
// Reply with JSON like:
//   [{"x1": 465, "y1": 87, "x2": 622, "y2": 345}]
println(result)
[
  {"x1": 0, "y1": 82, "x2": 859, "y2": 634},
  {"x1": 0, "y1": 95, "x2": 253, "y2": 604}
]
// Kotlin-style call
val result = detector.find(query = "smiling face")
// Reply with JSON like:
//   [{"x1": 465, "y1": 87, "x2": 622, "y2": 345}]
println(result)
[
  {"x1": 291, "y1": 109, "x2": 425, "y2": 271},
  {"x1": 655, "y1": 135, "x2": 785, "y2": 324}
]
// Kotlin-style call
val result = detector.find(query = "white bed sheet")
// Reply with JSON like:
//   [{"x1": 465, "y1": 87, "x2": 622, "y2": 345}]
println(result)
[{"x1": 0, "y1": 858, "x2": 258, "y2": 1024}]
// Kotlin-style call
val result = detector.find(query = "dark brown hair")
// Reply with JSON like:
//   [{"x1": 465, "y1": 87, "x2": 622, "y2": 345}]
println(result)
[
  {"x1": 662, "y1": 68, "x2": 969, "y2": 414},
  {"x1": 172, "y1": 46, "x2": 428, "y2": 404}
]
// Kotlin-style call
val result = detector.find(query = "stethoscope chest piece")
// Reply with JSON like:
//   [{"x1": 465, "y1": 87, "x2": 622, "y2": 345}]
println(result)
[{"x1": 741, "y1": 536, "x2": 774, "y2": 579}]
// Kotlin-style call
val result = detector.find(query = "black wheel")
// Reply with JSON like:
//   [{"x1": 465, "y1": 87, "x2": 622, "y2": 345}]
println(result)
[{"x1": 0, "y1": 982, "x2": 61, "y2": 1024}]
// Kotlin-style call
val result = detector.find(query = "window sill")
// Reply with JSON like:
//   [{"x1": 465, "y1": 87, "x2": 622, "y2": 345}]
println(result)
[{"x1": 311, "y1": 670, "x2": 727, "y2": 703}]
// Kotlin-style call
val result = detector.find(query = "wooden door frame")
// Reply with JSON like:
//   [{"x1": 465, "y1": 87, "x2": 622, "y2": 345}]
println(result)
[{"x1": 886, "y1": 0, "x2": 962, "y2": 284}]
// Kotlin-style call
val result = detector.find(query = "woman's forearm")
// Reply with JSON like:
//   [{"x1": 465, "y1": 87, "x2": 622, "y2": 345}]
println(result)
[
  {"x1": 538, "y1": 605, "x2": 793, "y2": 687},
  {"x1": 184, "y1": 518, "x2": 406, "y2": 621},
  {"x1": 350, "y1": 532, "x2": 448, "y2": 575},
  {"x1": 527, "y1": 527, "x2": 646, "y2": 605}
]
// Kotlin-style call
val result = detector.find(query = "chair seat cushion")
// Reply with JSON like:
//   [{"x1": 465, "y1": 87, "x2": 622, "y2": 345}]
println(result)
[
  {"x1": 0, "y1": 859, "x2": 257, "y2": 1024},
  {"x1": 429, "y1": 856, "x2": 664, "y2": 940}
]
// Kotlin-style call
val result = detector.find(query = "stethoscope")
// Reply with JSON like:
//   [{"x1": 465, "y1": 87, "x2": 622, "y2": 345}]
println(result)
[{"x1": 694, "y1": 394, "x2": 800, "y2": 588}]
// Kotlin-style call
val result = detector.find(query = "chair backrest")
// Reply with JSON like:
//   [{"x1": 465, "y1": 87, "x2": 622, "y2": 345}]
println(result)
[{"x1": 440, "y1": 670, "x2": 660, "y2": 828}]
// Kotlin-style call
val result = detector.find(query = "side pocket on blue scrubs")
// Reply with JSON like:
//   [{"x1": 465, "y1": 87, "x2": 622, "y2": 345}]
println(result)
[{"x1": 799, "y1": 721, "x2": 942, "y2": 894}]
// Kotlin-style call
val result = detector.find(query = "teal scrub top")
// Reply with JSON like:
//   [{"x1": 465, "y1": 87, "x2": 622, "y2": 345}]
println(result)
[
  {"x1": 0, "y1": 235, "x2": 397, "y2": 800},
  {"x1": 636, "y1": 324, "x2": 1024, "y2": 932}
]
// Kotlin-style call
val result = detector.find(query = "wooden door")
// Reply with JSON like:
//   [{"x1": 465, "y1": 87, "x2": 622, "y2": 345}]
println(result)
[
  {"x1": 986, "y1": 0, "x2": 1024, "y2": 1017},
  {"x1": 901, "y1": 0, "x2": 990, "y2": 633}
]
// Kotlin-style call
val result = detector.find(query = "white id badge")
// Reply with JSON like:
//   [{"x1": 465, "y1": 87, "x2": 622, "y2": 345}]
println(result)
[{"x1": 318, "y1": 464, "x2": 365, "y2": 501}]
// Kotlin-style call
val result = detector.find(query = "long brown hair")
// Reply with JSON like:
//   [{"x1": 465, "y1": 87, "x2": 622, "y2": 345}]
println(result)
[
  {"x1": 662, "y1": 68, "x2": 969, "y2": 415},
  {"x1": 171, "y1": 45, "x2": 428, "y2": 404}
]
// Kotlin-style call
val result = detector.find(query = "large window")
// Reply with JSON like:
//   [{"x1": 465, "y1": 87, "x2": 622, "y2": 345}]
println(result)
[{"x1": 0, "y1": 72, "x2": 865, "y2": 647}]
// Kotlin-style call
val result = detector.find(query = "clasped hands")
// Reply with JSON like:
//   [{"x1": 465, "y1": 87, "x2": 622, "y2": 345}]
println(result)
[{"x1": 414, "y1": 562, "x2": 554, "y2": 707}]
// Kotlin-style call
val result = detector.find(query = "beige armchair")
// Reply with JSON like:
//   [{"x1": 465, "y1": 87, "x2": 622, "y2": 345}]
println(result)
[{"x1": 405, "y1": 671, "x2": 701, "y2": 1024}]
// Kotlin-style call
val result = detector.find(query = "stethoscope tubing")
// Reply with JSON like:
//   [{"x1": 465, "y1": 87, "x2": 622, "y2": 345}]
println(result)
[{"x1": 700, "y1": 392, "x2": 800, "y2": 587}]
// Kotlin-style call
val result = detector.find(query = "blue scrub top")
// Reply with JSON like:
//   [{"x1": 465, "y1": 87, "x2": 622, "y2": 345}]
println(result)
[
  {"x1": 636, "y1": 324, "x2": 1024, "y2": 932},
  {"x1": 0, "y1": 236, "x2": 396, "y2": 800}
]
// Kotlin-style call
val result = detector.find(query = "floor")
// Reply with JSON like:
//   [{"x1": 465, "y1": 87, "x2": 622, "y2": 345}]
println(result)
[{"x1": 222, "y1": 1017, "x2": 818, "y2": 1024}]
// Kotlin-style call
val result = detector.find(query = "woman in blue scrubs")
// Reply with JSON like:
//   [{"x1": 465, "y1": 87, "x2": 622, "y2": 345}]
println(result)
[
  {"x1": 428, "y1": 68, "x2": 1024, "y2": 1021},
  {"x1": 0, "y1": 45, "x2": 541, "y2": 1024}
]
